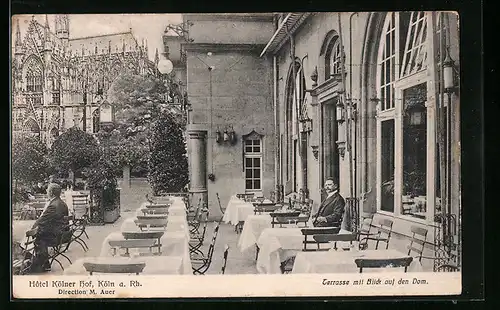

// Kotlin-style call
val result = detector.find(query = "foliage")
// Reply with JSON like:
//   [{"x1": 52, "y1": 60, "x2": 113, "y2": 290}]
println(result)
[
  {"x1": 106, "y1": 73, "x2": 186, "y2": 173},
  {"x1": 49, "y1": 127, "x2": 100, "y2": 180},
  {"x1": 84, "y1": 141, "x2": 119, "y2": 211},
  {"x1": 12, "y1": 135, "x2": 50, "y2": 186},
  {"x1": 148, "y1": 112, "x2": 188, "y2": 195}
]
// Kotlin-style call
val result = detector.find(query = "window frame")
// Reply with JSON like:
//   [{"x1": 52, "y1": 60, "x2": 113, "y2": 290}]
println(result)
[
  {"x1": 243, "y1": 137, "x2": 263, "y2": 194},
  {"x1": 375, "y1": 12, "x2": 437, "y2": 224}
]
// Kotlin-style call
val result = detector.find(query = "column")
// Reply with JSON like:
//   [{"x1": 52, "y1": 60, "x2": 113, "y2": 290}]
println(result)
[{"x1": 188, "y1": 129, "x2": 208, "y2": 211}]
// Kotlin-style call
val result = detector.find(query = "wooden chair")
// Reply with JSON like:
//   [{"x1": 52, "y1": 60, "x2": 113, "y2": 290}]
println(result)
[
  {"x1": 142, "y1": 207, "x2": 169, "y2": 215},
  {"x1": 253, "y1": 202, "x2": 280, "y2": 215},
  {"x1": 407, "y1": 226, "x2": 428, "y2": 262},
  {"x1": 270, "y1": 211, "x2": 302, "y2": 228},
  {"x1": 137, "y1": 214, "x2": 168, "y2": 220},
  {"x1": 47, "y1": 228, "x2": 74, "y2": 270},
  {"x1": 66, "y1": 215, "x2": 89, "y2": 252},
  {"x1": 191, "y1": 222, "x2": 221, "y2": 275},
  {"x1": 360, "y1": 218, "x2": 394, "y2": 250},
  {"x1": 83, "y1": 262, "x2": 146, "y2": 275},
  {"x1": 12, "y1": 228, "x2": 38, "y2": 275},
  {"x1": 109, "y1": 239, "x2": 158, "y2": 256},
  {"x1": 354, "y1": 257, "x2": 413, "y2": 273},
  {"x1": 220, "y1": 244, "x2": 229, "y2": 274},
  {"x1": 312, "y1": 233, "x2": 358, "y2": 251}
]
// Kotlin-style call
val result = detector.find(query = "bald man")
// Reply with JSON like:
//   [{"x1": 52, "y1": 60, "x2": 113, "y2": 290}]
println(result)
[{"x1": 30, "y1": 183, "x2": 70, "y2": 273}]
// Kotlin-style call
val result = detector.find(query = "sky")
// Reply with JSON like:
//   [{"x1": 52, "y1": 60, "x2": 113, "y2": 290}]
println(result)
[{"x1": 12, "y1": 14, "x2": 183, "y2": 61}]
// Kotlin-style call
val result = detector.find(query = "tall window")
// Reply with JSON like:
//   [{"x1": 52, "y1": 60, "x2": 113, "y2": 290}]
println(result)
[
  {"x1": 285, "y1": 61, "x2": 305, "y2": 193},
  {"x1": 324, "y1": 36, "x2": 343, "y2": 80},
  {"x1": 25, "y1": 58, "x2": 43, "y2": 106},
  {"x1": 92, "y1": 108, "x2": 100, "y2": 133},
  {"x1": 321, "y1": 99, "x2": 339, "y2": 187},
  {"x1": 376, "y1": 11, "x2": 430, "y2": 220},
  {"x1": 244, "y1": 134, "x2": 262, "y2": 192},
  {"x1": 51, "y1": 77, "x2": 61, "y2": 105}
]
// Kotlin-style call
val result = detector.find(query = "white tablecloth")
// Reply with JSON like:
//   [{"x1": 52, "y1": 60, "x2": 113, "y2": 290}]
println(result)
[
  {"x1": 12, "y1": 220, "x2": 36, "y2": 244},
  {"x1": 256, "y1": 225, "x2": 351, "y2": 274},
  {"x1": 102, "y1": 214, "x2": 191, "y2": 274},
  {"x1": 222, "y1": 196, "x2": 255, "y2": 225},
  {"x1": 238, "y1": 214, "x2": 272, "y2": 252},
  {"x1": 292, "y1": 249, "x2": 424, "y2": 274},
  {"x1": 63, "y1": 256, "x2": 185, "y2": 275}
]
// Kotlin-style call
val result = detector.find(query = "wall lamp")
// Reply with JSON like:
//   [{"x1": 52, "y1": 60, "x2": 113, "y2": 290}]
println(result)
[
  {"x1": 443, "y1": 47, "x2": 458, "y2": 95},
  {"x1": 216, "y1": 125, "x2": 236, "y2": 145}
]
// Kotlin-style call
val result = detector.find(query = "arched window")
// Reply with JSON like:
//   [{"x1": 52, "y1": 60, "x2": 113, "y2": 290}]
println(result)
[
  {"x1": 24, "y1": 118, "x2": 40, "y2": 137},
  {"x1": 24, "y1": 58, "x2": 44, "y2": 106},
  {"x1": 376, "y1": 11, "x2": 430, "y2": 218},
  {"x1": 243, "y1": 131, "x2": 263, "y2": 193},
  {"x1": 324, "y1": 36, "x2": 343, "y2": 80},
  {"x1": 285, "y1": 60, "x2": 306, "y2": 194}
]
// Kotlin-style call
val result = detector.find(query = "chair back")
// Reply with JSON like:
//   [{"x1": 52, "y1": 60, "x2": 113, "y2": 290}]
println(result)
[
  {"x1": 407, "y1": 226, "x2": 428, "y2": 261},
  {"x1": 301, "y1": 227, "x2": 341, "y2": 251},
  {"x1": 206, "y1": 222, "x2": 221, "y2": 261},
  {"x1": 377, "y1": 219, "x2": 394, "y2": 240},
  {"x1": 83, "y1": 262, "x2": 146, "y2": 275},
  {"x1": 72, "y1": 194, "x2": 88, "y2": 219},
  {"x1": 354, "y1": 257, "x2": 413, "y2": 273},
  {"x1": 254, "y1": 202, "x2": 280, "y2": 214},
  {"x1": 142, "y1": 207, "x2": 169, "y2": 215},
  {"x1": 221, "y1": 244, "x2": 229, "y2": 274},
  {"x1": 216, "y1": 193, "x2": 224, "y2": 215}
]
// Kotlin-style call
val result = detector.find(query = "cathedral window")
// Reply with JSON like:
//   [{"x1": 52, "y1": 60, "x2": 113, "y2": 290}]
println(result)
[{"x1": 24, "y1": 58, "x2": 43, "y2": 106}]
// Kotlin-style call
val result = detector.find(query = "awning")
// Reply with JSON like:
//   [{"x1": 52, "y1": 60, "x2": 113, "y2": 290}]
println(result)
[{"x1": 260, "y1": 13, "x2": 312, "y2": 57}]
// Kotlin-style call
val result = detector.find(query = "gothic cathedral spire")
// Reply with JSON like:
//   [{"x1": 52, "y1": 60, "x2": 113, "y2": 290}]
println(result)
[
  {"x1": 14, "y1": 19, "x2": 23, "y2": 54},
  {"x1": 55, "y1": 14, "x2": 69, "y2": 44}
]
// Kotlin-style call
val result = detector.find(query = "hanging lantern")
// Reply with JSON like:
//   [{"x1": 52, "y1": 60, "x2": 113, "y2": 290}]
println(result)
[
  {"x1": 229, "y1": 130, "x2": 236, "y2": 145},
  {"x1": 215, "y1": 130, "x2": 222, "y2": 143},
  {"x1": 223, "y1": 130, "x2": 229, "y2": 142},
  {"x1": 443, "y1": 48, "x2": 456, "y2": 92},
  {"x1": 336, "y1": 100, "x2": 345, "y2": 123}
]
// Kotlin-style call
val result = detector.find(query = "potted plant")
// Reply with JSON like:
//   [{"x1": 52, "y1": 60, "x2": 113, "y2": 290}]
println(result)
[{"x1": 85, "y1": 154, "x2": 121, "y2": 224}]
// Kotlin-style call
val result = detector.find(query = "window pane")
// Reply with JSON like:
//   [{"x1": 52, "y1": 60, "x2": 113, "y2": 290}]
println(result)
[
  {"x1": 245, "y1": 140, "x2": 252, "y2": 145},
  {"x1": 253, "y1": 158, "x2": 261, "y2": 167},
  {"x1": 246, "y1": 180, "x2": 253, "y2": 190},
  {"x1": 245, "y1": 158, "x2": 252, "y2": 168},
  {"x1": 402, "y1": 83, "x2": 427, "y2": 219},
  {"x1": 381, "y1": 119, "x2": 395, "y2": 213},
  {"x1": 254, "y1": 180, "x2": 261, "y2": 190},
  {"x1": 245, "y1": 146, "x2": 253, "y2": 153},
  {"x1": 253, "y1": 146, "x2": 261, "y2": 153},
  {"x1": 245, "y1": 169, "x2": 252, "y2": 178},
  {"x1": 253, "y1": 168, "x2": 260, "y2": 179}
]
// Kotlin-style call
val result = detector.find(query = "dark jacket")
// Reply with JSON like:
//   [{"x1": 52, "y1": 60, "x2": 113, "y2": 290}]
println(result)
[
  {"x1": 32, "y1": 197, "x2": 69, "y2": 241},
  {"x1": 313, "y1": 192, "x2": 345, "y2": 227}
]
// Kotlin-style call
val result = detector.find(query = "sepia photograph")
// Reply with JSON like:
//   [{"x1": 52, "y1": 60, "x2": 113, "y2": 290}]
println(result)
[{"x1": 11, "y1": 12, "x2": 463, "y2": 298}]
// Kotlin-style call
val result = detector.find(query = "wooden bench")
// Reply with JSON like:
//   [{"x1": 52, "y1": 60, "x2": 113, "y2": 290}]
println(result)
[
  {"x1": 83, "y1": 262, "x2": 146, "y2": 275},
  {"x1": 108, "y1": 239, "x2": 158, "y2": 256},
  {"x1": 141, "y1": 207, "x2": 169, "y2": 215},
  {"x1": 134, "y1": 218, "x2": 168, "y2": 231}
]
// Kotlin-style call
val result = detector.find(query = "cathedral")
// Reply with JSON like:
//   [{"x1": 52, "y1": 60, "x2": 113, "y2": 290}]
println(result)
[{"x1": 11, "y1": 15, "x2": 158, "y2": 146}]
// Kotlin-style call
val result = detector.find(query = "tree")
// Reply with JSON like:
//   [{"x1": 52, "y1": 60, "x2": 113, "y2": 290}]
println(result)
[
  {"x1": 49, "y1": 127, "x2": 100, "y2": 183},
  {"x1": 148, "y1": 112, "x2": 188, "y2": 195},
  {"x1": 106, "y1": 73, "x2": 186, "y2": 174},
  {"x1": 12, "y1": 135, "x2": 49, "y2": 187}
]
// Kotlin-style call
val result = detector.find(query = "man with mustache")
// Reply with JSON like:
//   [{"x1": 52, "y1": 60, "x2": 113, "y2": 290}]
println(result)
[{"x1": 313, "y1": 178, "x2": 345, "y2": 227}]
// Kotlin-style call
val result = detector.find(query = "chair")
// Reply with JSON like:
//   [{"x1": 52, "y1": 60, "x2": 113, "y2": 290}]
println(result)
[
  {"x1": 188, "y1": 198, "x2": 203, "y2": 234},
  {"x1": 12, "y1": 228, "x2": 38, "y2": 275},
  {"x1": 354, "y1": 257, "x2": 413, "y2": 273},
  {"x1": 220, "y1": 244, "x2": 229, "y2": 274},
  {"x1": 216, "y1": 193, "x2": 225, "y2": 222},
  {"x1": 67, "y1": 215, "x2": 89, "y2": 252},
  {"x1": 122, "y1": 231, "x2": 164, "y2": 255},
  {"x1": 360, "y1": 218, "x2": 394, "y2": 250},
  {"x1": 108, "y1": 239, "x2": 158, "y2": 257},
  {"x1": 47, "y1": 228, "x2": 74, "y2": 270},
  {"x1": 407, "y1": 226, "x2": 428, "y2": 262},
  {"x1": 189, "y1": 219, "x2": 209, "y2": 256},
  {"x1": 191, "y1": 222, "x2": 221, "y2": 275},
  {"x1": 141, "y1": 207, "x2": 169, "y2": 215},
  {"x1": 270, "y1": 211, "x2": 302, "y2": 228},
  {"x1": 300, "y1": 227, "x2": 341, "y2": 252},
  {"x1": 83, "y1": 262, "x2": 146, "y2": 275},
  {"x1": 312, "y1": 233, "x2": 358, "y2": 251},
  {"x1": 253, "y1": 202, "x2": 280, "y2": 215}
]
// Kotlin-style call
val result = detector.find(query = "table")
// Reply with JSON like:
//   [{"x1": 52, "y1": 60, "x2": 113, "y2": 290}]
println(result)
[
  {"x1": 222, "y1": 196, "x2": 255, "y2": 226},
  {"x1": 292, "y1": 249, "x2": 424, "y2": 274},
  {"x1": 256, "y1": 225, "x2": 351, "y2": 274},
  {"x1": 238, "y1": 214, "x2": 272, "y2": 252},
  {"x1": 63, "y1": 256, "x2": 185, "y2": 275}
]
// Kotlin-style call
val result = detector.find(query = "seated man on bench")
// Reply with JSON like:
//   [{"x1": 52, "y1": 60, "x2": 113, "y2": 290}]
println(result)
[
  {"x1": 312, "y1": 178, "x2": 345, "y2": 228},
  {"x1": 30, "y1": 183, "x2": 70, "y2": 273}
]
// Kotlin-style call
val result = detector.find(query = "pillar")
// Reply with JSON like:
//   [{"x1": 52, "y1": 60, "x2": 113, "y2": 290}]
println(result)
[
  {"x1": 187, "y1": 129, "x2": 208, "y2": 211},
  {"x1": 122, "y1": 165, "x2": 131, "y2": 189}
]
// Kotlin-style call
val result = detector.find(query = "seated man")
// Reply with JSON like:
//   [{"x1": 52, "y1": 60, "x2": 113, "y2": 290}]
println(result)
[
  {"x1": 30, "y1": 183, "x2": 70, "y2": 273},
  {"x1": 312, "y1": 178, "x2": 345, "y2": 227}
]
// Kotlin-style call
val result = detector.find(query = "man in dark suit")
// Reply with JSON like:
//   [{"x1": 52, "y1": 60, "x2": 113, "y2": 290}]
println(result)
[
  {"x1": 30, "y1": 183, "x2": 70, "y2": 272},
  {"x1": 313, "y1": 178, "x2": 345, "y2": 227}
]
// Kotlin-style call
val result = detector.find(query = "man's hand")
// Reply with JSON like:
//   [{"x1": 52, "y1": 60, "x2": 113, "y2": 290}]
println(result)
[{"x1": 316, "y1": 216, "x2": 327, "y2": 223}]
